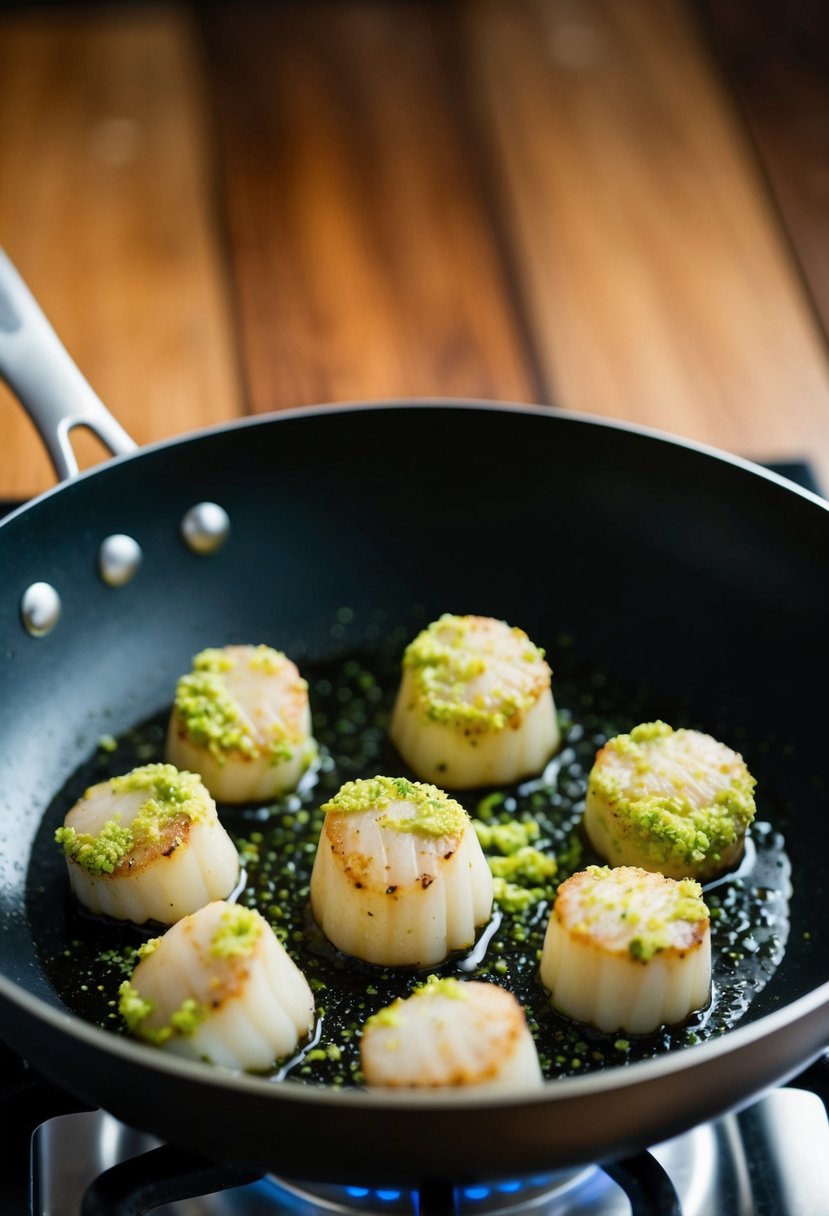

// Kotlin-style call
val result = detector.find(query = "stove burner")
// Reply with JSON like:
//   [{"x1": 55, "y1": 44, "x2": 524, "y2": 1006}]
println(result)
[
  {"x1": 30, "y1": 1085, "x2": 829, "y2": 1215},
  {"x1": 262, "y1": 1165, "x2": 598, "y2": 1214}
]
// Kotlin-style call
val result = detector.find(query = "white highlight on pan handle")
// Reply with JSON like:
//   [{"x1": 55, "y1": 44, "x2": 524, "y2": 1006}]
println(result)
[{"x1": 0, "y1": 247, "x2": 136, "y2": 481}]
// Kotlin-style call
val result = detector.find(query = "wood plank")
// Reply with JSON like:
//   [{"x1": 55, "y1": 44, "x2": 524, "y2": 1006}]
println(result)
[
  {"x1": 691, "y1": 0, "x2": 829, "y2": 344},
  {"x1": 0, "y1": 4, "x2": 243, "y2": 500},
  {"x1": 463, "y1": 0, "x2": 829, "y2": 487},
  {"x1": 199, "y1": 1, "x2": 539, "y2": 413}
]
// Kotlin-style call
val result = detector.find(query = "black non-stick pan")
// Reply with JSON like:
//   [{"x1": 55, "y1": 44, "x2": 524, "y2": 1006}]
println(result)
[{"x1": 1, "y1": 249, "x2": 828, "y2": 1187}]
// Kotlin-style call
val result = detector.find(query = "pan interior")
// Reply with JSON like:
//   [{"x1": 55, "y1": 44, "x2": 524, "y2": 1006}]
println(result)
[
  {"x1": 1, "y1": 403, "x2": 828, "y2": 1110},
  {"x1": 24, "y1": 613, "x2": 793, "y2": 1086}
]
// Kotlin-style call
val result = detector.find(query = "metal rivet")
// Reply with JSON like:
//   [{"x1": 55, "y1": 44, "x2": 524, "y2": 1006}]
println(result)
[
  {"x1": 180, "y1": 502, "x2": 230, "y2": 555},
  {"x1": 98, "y1": 533, "x2": 143, "y2": 587},
  {"x1": 20, "y1": 582, "x2": 61, "y2": 637}
]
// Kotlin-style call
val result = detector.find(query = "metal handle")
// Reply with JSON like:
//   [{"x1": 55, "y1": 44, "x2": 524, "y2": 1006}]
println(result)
[{"x1": 0, "y1": 248, "x2": 137, "y2": 481}]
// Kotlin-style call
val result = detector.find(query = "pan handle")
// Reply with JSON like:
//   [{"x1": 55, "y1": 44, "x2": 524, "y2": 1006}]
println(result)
[{"x1": 0, "y1": 248, "x2": 137, "y2": 481}]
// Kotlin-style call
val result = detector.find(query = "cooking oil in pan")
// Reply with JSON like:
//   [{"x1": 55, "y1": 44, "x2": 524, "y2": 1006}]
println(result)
[{"x1": 26, "y1": 623, "x2": 792, "y2": 1085}]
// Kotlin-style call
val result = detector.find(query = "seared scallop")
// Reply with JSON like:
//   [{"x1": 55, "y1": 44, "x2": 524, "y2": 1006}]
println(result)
[
  {"x1": 166, "y1": 644, "x2": 316, "y2": 804},
  {"x1": 118, "y1": 900, "x2": 315, "y2": 1070},
  {"x1": 361, "y1": 976, "x2": 543, "y2": 1090},
  {"x1": 54, "y1": 763, "x2": 240, "y2": 925},
  {"x1": 584, "y1": 721, "x2": 756, "y2": 881},
  {"x1": 310, "y1": 776, "x2": 493, "y2": 968},
  {"x1": 390, "y1": 613, "x2": 560, "y2": 788},
  {"x1": 539, "y1": 864, "x2": 712, "y2": 1034}
]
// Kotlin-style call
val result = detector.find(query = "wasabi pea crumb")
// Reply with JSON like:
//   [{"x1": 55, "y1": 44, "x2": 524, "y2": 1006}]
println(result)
[
  {"x1": 210, "y1": 904, "x2": 263, "y2": 959},
  {"x1": 365, "y1": 974, "x2": 466, "y2": 1034},
  {"x1": 55, "y1": 818, "x2": 132, "y2": 877},
  {"x1": 590, "y1": 722, "x2": 757, "y2": 870},
  {"x1": 578, "y1": 865, "x2": 708, "y2": 961},
  {"x1": 118, "y1": 980, "x2": 207, "y2": 1044},
  {"x1": 473, "y1": 819, "x2": 540, "y2": 853},
  {"x1": 176, "y1": 647, "x2": 304, "y2": 765},
  {"x1": 492, "y1": 877, "x2": 544, "y2": 912},
  {"x1": 117, "y1": 981, "x2": 155, "y2": 1034},
  {"x1": 246, "y1": 645, "x2": 288, "y2": 675},
  {"x1": 54, "y1": 764, "x2": 214, "y2": 877},
  {"x1": 488, "y1": 846, "x2": 557, "y2": 886},
  {"x1": 193, "y1": 648, "x2": 236, "y2": 674},
  {"x1": 169, "y1": 998, "x2": 207, "y2": 1036},
  {"x1": 402, "y1": 613, "x2": 548, "y2": 731},
  {"x1": 321, "y1": 776, "x2": 468, "y2": 838},
  {"x1": 174, "y1": 671, "x2": 257, "y2": 761},
  {"x1": 412, "y1": 974, "x2": 465, "y2": 1000},
  {"x1": 474, "y1": 817, "x2": 557, "y2": 910}
]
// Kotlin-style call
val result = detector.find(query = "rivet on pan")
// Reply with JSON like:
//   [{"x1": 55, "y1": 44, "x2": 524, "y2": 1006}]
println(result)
[
  {"x1": 98, "y1": 533, "x2": 142, "y2": 587},
  {"x1": 20, "y1": 582, "x2": 61, "y2": 638},
  {"x1": 180, "y1": 502, "x2": 230, "y2": 555}
]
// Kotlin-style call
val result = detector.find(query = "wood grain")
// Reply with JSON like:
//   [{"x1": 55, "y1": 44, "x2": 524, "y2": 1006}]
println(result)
[
  {"x1": 692, "y1": 0, "x2": 829, "y2": 345},
  {"x1": 0, "y1": 5, "x2": 242, "y2": 500},
  {"x1": 199, "y1": 1, "x2": 540, "y2": 413},
  {"x1": 2, "y1": 0, "x2": 829, "y2": 500},
  {"x1": 463, "y1": 0, "x2": 829, "y2": 485}
]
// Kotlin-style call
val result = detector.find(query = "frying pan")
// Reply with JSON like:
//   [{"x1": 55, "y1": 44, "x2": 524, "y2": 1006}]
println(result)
[{"x1": 1, "y1": 248, "x2": 828, "y2": 1188}]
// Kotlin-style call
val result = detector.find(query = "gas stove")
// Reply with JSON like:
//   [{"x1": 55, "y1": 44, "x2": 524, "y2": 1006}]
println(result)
[{"x1": 5, "y1": 1037, "x2": 829, "y2": 1216}]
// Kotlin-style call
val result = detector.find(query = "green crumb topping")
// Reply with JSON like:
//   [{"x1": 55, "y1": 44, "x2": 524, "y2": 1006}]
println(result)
[
  {"x1": 475, "y1": 819, "x2": 556, "y2": 910},
  {"x1": 176, "y1": 646, "x2": 301, "y2": 763},
  {"x1": 118, "y1": 981, "x2": 155, "y2": 1034},
  {"x1": 590, "y1": 723, "x2": 757, "y2": 869},
  {"x1": 270, "y1": 740, "x2": 294, "y2": 766},
  {"x1": 210, "y1": 904, "x2": 264, "y2": 959},
  {"x1": 55, "y1": 819, "x2": 132, "y2": 877},
  {"x1": 628, "y1": 721, "x2": 674, "y2": 746},
  {"x1": 473, "y1": 819, "x2": 540, "y2": 853},
  {"x1": 492, "y1": 877, "x2": 542, "y2": 912},
  {"x1": 109, "y1": 763, "x2": 211, "y2": 809},
  {"x1": 136, "y1": 937, "x2": 162, "y2": 960},
  {"x1": 118, "y1": 981, "x2": 207, "y2": 1044},
  {"x1": 366, "y1": 975, "x2": 466, "y2": 1032},
  {"x1": 401, "y1": 613, "x2": 547, "y2": 732},
  {"x1": 246, "y1": 644, "x2": 289, "y2": 675},
  {"x1": 169, "y1": 998, "x2": 208, "y2": 1036},
  {"x1": 97, "y1": 734, "x2": 118, "y2": 753},
  {"x1": 488, "y1": 846, "x2": 557, "y2": 886},
  {"x1": 174, "y1": 670, "x2": 257, "y2": 761},
  {"x1": 412, "y1": 974, "x2": 466, "y2": 1000},
  {"x1": 578, "y1": 866, "x2": 709, "y2": 962},
  {"x1": 364, "y1": 1005, "x2": 402, "y2": 1032},
  {"x1": 321, "y1": 776, "x2": 468, "y2": 838},
  {"x1": 192, "y1": 647, "x2": 236, "y2": 673},
  {"x1": 55, "y1": 764, "x2": 214, "y2": 876}
]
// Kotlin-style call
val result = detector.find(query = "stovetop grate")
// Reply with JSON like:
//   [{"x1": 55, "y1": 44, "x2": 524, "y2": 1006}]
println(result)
[{"x1": 6, "y1": 1054, "x2": 829, "y2": 1216}]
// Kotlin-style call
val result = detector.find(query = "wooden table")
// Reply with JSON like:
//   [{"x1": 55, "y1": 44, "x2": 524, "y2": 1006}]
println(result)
[{"x1": 2, "y1": 0, "x2": 828, "y2": 499}]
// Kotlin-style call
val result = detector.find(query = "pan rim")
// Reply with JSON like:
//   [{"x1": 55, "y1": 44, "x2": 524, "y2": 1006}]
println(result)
[
  {"x1": 1, "y1": 396, "x2": 827, "y2": 529},
  {"x1": 1, "y1": 969, "x2": 827, "y2": 1111}
]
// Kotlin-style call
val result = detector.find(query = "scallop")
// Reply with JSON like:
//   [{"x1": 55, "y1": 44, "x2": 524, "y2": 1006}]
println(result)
[
  {"x1": 309, "y1": 776, "x2": 494, "y2": 968},
  {"x1": 389, "y1": 613, "x2": 560, "y2": 788},
  {"x1": 54, "y1": 763, "x2": 240, "y2": 925},
  {"x1": 118, "y1": 900, "x2": 315, "y2": 1070},
  {"x1": 166, "y1": 644, "x2": 316, "y2": 804},
  {"x1": 539, "y1": 865, "x2": 712, "y2": 1035},
  {"x1": 584, "y1": 721, "x2": 757, "y2": 881},
  {"x1": 361, "y1": 976, "x2": 543, "y2": 1090}
]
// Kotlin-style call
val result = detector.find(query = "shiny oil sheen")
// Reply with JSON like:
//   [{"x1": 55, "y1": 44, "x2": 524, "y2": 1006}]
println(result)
[{"x1": 26, "y1": 624, "x2": 791, "y2": 1087}]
